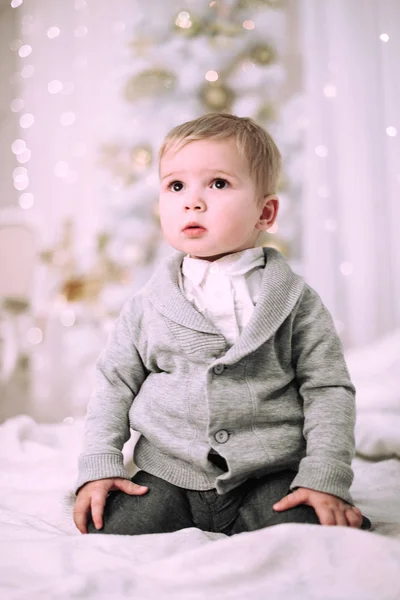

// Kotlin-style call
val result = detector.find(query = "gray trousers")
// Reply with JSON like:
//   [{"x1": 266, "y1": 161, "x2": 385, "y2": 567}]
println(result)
[{"x1": 87, "y1": 469, "x2": 323, "y2": 536}]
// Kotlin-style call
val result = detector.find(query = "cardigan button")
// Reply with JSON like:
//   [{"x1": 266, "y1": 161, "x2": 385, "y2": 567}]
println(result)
[
  {"x1": 213, "y1": 364, "x2": 225, "y2": 375},
  {"x1": 215, "y1": 429, "x2": 229, "y2": 444}
]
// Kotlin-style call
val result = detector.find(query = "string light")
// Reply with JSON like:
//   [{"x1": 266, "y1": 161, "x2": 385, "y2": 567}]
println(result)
[
  {"x1": 13, "y1": 166, "x2": 27, "y2": 179},
  {"x1": 54, "y1": 161, "x2": 69, "y2": 178},
  {"x1": 10, "y1": 98, "x2": 24, "y2": 112},
  {"x1": 243, "y1": 20, "x2": 255, "y2": 30},
  {"x1": 10, "y1": 39, "x2": 22, "y2": 51},
  {"x1": 60, "y1": 111, "x2": 76, "y2": 126},
  {"x1": 19, "y1": 113, "x2": 34, "y2": 128},
  {"x1": 18, "y1": 44, "x2": 32, "y2": 58},
  {"x1": 323, "y1": 84, "x2": 336, "y2": 98},
  {"x1": 21, "y1": 65, "x2": 34, "y2": 78},
  {"x1": 27, "y1": 327, "x2": 43, "y2": 345},
  {"x1": 19, "y1": 193, "x2": 34, "y2": 210},
  {"x1": 13, "y1": 177, "x2": 29, "y2": 191},
  {"x1": 60, "y1": 309, "x2": 76, "y2": 327},
  {"x1": 11, "y1": 0, "x2": 23, "y2": 8},
  {"x1": 315, "y1": 145, "x2": 328, "y2": 157},
  {"x1": 47, "y1": 26, "x2": 61, "y2": 39},
  {"x1": 317, "y1": 185, "x2": 330, "y2": 198},
  {"x1": 324, "y1": 218, "x2": 337, "y2": 232},
  {"x1": 175, "y1": 11, "x2": 192, "y2": 29},
  {"x1": 380, "y1": 33, "x2": 389, "y2": 42},
  {"x1": 74, "y1": 25, "x2": 88, "y2": 38},
  {"x1": 340, "y1": 262, "x2": 353, "y2": 276},
  {"x1": 16, "y1": 148, "x2": 31, "y2": 164},
  {"x1": 11, "y1": 139, "x2": 26, "y2": 154},
  {"x1": 205, "y1": 70, "x2": 218, "y2": 82},
  {"x1": 386, "y1": 126, "x2": 397, "y2": 137},
  {"x1": 241, "y1": 60, "x2": 255, "y2": 72},
  {"x1": 48, "y1": 80, "x2": 63, "y2": 94}
]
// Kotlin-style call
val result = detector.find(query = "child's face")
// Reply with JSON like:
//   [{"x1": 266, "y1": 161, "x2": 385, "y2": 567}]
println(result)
[{"x1": 158, "y1": 138, "x2": 276, "y2": 261}]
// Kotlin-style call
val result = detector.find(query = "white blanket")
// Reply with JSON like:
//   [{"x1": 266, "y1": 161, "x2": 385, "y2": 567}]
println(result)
[{"x1": 1, "y1": 330, "x2": 400, "y2": 599}]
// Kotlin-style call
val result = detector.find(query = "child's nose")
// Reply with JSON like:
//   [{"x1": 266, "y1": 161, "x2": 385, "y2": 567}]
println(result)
[{"x1": 184, "y1": 192, "x2": 206, "y2": 211}]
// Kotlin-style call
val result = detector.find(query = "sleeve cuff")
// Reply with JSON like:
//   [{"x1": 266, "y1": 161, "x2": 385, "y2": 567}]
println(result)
[
  {"x1": 74, "y1": 452, "x2": 130, "y2": 495},
  {"x1": 290, "y1": 457, "x2": 354, "y2": 504}
]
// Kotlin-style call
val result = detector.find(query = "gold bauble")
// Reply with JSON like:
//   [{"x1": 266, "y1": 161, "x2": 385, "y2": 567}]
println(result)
[
  {"x1": 257, "y1": 104, "x2": 277, "y2": 123},
  {"x1": 277, "y1": 173, "x2": 287, "y2": 193},
  {"x1": 61, "y1": 276, "x2": 103, "y2": 303},
  {"x1": 130, "y1": 145, "x2": 153, "y2": 171},
  {"x1": 152, "y1": 201, "x2": 160, "y2": 220},
  {"x1": 125, "y1": 69, "x2": 176, "y2": 102},
  {"x1": 207, "y1": 21, "x2": 242, "y2": 38},
  {"x1": 200, "y1": 81, "x2": 235, "y2": 111},
  {"x1": 129, "y1": 36, "x2": 153, "y2": 57},
  {"x1": 97, "y1": 232, "x2": 110, "y2": 253},
  {"x1": 249, "y1": 43, "x2": 276, "y2": 65},
  {"x1": 261, "y1": 234, "x2": 289, "y2": 257}
]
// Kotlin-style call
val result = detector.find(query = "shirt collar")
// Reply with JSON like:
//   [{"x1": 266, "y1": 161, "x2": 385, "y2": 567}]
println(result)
[{"x1": 181, "y1": 247, "x2": 265, "y2": 286}]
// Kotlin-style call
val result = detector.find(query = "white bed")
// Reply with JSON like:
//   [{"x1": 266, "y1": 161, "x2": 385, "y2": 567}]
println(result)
[{"x1": 1, "y1": 331, "x2": 400, "y2": 599}]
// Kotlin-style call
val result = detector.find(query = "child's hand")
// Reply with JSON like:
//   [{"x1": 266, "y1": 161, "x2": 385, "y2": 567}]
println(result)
[
  {"x1": 73, "y1": 477, "x2": 148, "y2": 534},
  {"x1": 273, "y1": 487, "x2": 363, "y2": 527}
]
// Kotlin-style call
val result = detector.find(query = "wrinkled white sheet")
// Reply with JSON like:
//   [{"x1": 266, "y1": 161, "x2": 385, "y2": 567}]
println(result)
[{"x1": 1, "y1": 329, "x2": 400, "y2": 599}]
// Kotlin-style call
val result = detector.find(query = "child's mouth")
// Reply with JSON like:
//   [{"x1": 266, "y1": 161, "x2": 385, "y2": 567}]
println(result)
[{"x1": 182, "y1": 223, "x2": 207, "y2": 237}]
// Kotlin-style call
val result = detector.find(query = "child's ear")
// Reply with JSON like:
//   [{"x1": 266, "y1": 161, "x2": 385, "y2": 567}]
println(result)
[{"x1": 255, "y1": 195, "x2": 279, "y2": 231}]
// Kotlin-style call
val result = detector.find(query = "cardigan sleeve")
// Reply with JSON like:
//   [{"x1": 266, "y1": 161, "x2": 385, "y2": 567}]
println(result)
[
  {"x1": 289, "y1": 285, "x2": 356, "y2": 503},
  {"x1": 74, "y1": 298, "x2": 148, "y2": 493}
]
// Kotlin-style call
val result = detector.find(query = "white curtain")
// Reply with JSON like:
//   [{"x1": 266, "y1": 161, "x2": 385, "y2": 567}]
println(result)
[{"x1": 300, "y1": 0, "x2": 400, "y2": 348}]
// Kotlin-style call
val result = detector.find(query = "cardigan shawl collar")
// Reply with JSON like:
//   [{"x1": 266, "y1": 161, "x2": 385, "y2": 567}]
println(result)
[{"x1": 146, "y1": 247, "x2": 305, "y2": 364}]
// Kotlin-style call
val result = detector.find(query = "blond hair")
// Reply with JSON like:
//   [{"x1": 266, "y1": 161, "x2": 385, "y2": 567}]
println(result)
[{"x1": 159, "y1": 113, "x2": 281, "y2": 197}]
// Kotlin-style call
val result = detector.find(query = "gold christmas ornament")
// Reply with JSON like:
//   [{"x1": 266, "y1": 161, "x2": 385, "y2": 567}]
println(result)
[
  {"x1": 131, "y1": 145, "x2": 153, "y2": 172},
  {"x1": 200, "y1": 81, "x2": 235, "y2": 111},
  {"x1": 125, "y1": 69, "x2": 176, "y2": 102},
  {"x1": 207, "y1": 20, "x2": 242, "y2": 38},
  {"x1": 249, "y1": 43, "x2": 276, "y2": 65},
  {"x1": 257, "y1": 103, "x2": 277, "y2": 123},
  {"x1": 98, "y1": 143, "x2": 152, "y2": 186},
  {"x1": 60, "y1": 276, "x2": 103, "y2": 304},
  {"x1": 129, "y1": 36, "x2": 153, "y2": 57},
  {"x1": 261, "y1": 234, "x2": 289, "y2": 257},
  {"x1": 277, "y1": 173, "x2": 287, "y2": 193},
  {"x1": 152, "y1": 201, "x2": 160, "y2": 220}
]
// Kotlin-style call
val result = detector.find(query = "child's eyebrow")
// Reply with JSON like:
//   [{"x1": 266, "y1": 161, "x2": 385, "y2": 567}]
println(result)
[
  {"x1": 160, "y1": 172, "x2": 176, "y2": 181},
  {"x1": 160, "y1": 169, "x2": 238, "y2": 181}
]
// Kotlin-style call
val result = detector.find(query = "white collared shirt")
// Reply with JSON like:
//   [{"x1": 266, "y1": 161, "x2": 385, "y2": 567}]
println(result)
[{"x1": 179, "y1": 248, "x2": 265, "y2": 345}]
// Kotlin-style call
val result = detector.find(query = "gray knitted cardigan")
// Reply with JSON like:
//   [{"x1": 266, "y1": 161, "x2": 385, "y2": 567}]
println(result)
[{"x1": 76, "y1": 247, "x2": 356, "y2": 503}]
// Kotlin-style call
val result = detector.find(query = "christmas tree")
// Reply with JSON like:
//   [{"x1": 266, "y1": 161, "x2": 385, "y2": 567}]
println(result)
[{"x1": 97, "y1": 0, "x2": 304, "y2": 299}]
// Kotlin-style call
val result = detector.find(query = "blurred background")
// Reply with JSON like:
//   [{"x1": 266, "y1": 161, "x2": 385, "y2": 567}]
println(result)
[{"x1": 0, "y1": 0, "x2": 399, "y2": 423}]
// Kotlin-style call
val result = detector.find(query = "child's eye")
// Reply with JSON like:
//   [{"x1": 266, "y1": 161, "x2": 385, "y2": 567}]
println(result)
[
  {"x1": 168, "y1": 181, "x2": 184, "y2": 192},
  {"x1": 211, "y1": 178, "x2": 229, "y2": 190}
]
